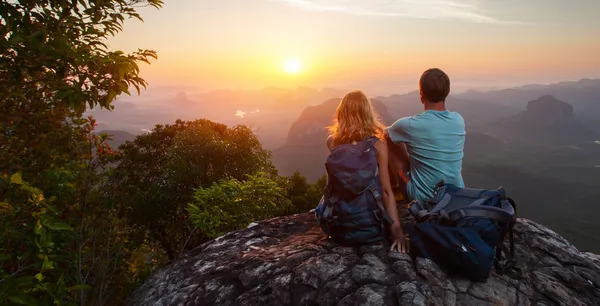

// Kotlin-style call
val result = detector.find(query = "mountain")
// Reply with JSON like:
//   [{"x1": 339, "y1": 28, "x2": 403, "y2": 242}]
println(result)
[
  {"x1": 378, "y1": 91, "x2": 518, "y2": 128},
  {"x1": 128, "y1": 212, "x2": 600, "y2": 306},
  {"x1": 377, "y1": 79, "x2": 600, "y2": 137},
  {"x1": 95, "y1": 130, "x2": 136, "y2": 148},
  {"x1": 488, "y1": 95, "x2": 598, "y2": 146},
  {"x1": 456, "y1": 78, "x2": 600, "y2": 118},
  {"x1": 271, "y1": 98, "x2": 393, "y2": 181},
  {"x1": 285, "y1": 98, "x2": 394, "y2": 146}
]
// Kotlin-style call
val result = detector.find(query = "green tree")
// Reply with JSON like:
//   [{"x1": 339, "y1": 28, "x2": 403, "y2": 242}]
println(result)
[
  {"x1": 0, "y1": 119, "x2": 139, "y2": 305},
  {"x1": 281, "y1": 172, "x2": 327, "y2": 214},
  {"x1": 0, "y1": 0, "x2": 163, "y2": 304},
  {"x1": 0, "y1": 0, "x2": 162, "y2": 179},
  {"x1": 187, "y1": 172, "x2": 292, "y2": 238},
  {"x1": 114, "y1": 119, "x2": 277, "y2": 260},
  {"x1": 284, "y1": 171, "x2": 311, "y2": 214},
  {"x1": 306, "y1": 174, "x2": 328, "y2": 206}
]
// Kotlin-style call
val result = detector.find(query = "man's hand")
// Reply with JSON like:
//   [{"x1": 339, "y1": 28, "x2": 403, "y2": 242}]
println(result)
[{"x1": 390, "y1": 223, "x2": 410, "y2": 254}]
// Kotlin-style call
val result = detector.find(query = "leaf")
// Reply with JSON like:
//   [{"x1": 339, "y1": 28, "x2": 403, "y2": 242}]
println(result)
[
  {"x1": 67, "y1": 284, "x2": 91, "y2": 292},
  {"x1": 42, "y1": 255, "x2": 54, "y2": 271},
  {"x1": 0, "y1": 202, "x2": 12, "y2": 212},
  {"x1": 8, "y1": 295, "x2": 38, "y2": 305},
  {"x1": 35, "y1": 273, "x2": 43, "y2": 282},
  {"x1": 12, "y1": 276, "x2": 35, "y2": 288},
  {"x1": 40, "y1": 214, "x2": 74, "y2": 231},
  {"x1": 10, "y1": 172, "x2": 23, "y2": 185}
]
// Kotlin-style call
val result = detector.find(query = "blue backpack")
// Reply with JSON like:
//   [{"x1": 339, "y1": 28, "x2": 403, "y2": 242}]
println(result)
[
  {"x1": 315, "y1": 137, "x2": 394, "y2": 246},
  {"x1": 407, "y1": 180, "x2": 518, "y2": 282}
]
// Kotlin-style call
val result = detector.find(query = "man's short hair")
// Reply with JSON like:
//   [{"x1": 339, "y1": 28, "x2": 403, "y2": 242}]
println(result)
[{"x1": 419, "y1": 68, "x2": 450, "y2": 103}]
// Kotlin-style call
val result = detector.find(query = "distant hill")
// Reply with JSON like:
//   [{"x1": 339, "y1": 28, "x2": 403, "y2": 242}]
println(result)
[
  {"x1": 488, "y1": 95, "x2": 598, "y2": 145},
  {"x1": 455, "y1": 78, "x2": 600, "y2": 117},
  {"x1": 95, "y1": 130, "x2": 136, "y2": 148},
  {"x1": 377, "y1": 78, "x2": 600, "y2": 136},
  {"x1": 377, "y1": 91, "x2": 518, "y2": 127},
  {"x1": 271, "y1": 97, "x2": 393, "y2": 181},
  {"x1": 285, "y1": 98, "x2": 394, "y2": 146}
]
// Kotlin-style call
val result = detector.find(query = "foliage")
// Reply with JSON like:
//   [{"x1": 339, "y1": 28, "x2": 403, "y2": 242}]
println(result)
[
  {"x1": 0, "y1": 172, "x2": 76, "y2": 305},
  {"x1": 0, "y1": 0, "x2": 163, "y2": 305},
  {"x1": 114, "y1": 119, "x2": 277, "y2": 260},
  {"x1": 188, "y1": 172, "x2": 292, "y2": 238},
  {"x1": 283, "y1": 172, "x2": 327, "y2": 214},
  {"x1": 0, "y1": 118, "x2": 141, "y2": 305},
  {"x1": 0, "y1": 0, "x2": 162, "y2": 112}
]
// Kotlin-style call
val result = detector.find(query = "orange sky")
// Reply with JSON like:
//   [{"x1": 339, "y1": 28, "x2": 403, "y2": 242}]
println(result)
[{"x1": 107, "y1": 0, "x2": 600, "y2": 94}]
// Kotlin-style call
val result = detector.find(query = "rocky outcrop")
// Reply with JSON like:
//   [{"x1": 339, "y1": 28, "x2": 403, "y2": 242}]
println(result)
[{"x1": 128, "y1": 210, "x2": 600, "y2": 306}]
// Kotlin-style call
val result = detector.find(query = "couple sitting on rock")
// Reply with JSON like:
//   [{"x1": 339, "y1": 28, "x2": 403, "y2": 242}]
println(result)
[{"x1": 318, "y1": 68, "x2": 465, "y2": 254}]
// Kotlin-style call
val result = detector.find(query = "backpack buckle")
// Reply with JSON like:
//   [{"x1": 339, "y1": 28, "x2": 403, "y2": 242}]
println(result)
[
  {"x1": 439, "y1": 209, "x2": 450, "y2": 221},
  {"x1": 416, "y1": 210, "x2": 430, "y2": 221},
  {"x1": 373, "y1": 209, "x2": 382, "y2": 221},
  {"x1": 408, "y1": 200, "x2": 423, "y2": 217}
]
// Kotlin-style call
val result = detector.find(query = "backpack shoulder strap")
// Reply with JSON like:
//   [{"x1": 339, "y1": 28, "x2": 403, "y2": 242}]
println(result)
[
  {"x1": 367, "y1": 185, "x2": 394, "y2": 226},
  {"x1": 493, "y1": 197, "x2": 522, "y2": 278},
  {"x1": 447, "y1": 206, "x2": 514, "y2": 224}
]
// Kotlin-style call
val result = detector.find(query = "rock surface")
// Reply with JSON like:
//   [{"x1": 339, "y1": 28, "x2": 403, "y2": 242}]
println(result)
[{"x1": 128, "y1": 211, "x2": 600, "y2": 306}]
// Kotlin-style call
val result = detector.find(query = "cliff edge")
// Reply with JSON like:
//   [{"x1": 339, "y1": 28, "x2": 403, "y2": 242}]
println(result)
[{"x1": 128, "y1": 211, "x2": 600, "y2": 306}]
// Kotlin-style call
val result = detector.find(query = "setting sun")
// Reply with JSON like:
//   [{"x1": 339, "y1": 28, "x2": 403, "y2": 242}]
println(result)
[{"x1": 284, "y1": 58, "x2": 302, "y2": 74}]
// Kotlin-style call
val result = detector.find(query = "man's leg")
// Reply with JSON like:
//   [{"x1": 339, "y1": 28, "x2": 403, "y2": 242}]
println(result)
[
  {"x1": 386, "y1": 137, "x2": 409, "y2": 185},
  {"x1": 385, "y1": 136, "x2": 411, "y2": 199}
]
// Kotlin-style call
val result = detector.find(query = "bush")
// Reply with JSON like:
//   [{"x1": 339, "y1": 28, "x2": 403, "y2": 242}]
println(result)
[
  {"x1": 114, "y1": 119, "x2": 277, "y2": 260},
  {"x1": 187, "y1": 172, "x2": 292, "y2": 238}
]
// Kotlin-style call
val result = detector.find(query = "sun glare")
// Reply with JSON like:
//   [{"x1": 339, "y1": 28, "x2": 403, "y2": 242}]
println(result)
[{"x1": 284, "y1": 58, "x2": 302, "y2": 74}]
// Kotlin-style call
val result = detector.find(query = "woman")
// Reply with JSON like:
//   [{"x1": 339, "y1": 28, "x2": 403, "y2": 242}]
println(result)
[{"x1": 326, "y1": 90, "x2": 409, "y2": 253}]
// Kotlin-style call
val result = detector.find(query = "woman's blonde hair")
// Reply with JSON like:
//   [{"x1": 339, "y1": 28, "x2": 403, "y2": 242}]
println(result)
[{"x1": 328, "y1": 90, "x2": 385, "y2": 146}]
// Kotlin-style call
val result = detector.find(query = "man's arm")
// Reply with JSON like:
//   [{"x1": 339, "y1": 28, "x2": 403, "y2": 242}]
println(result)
[{"x1": 386, "y1": 117, "x2": 411, "y2": 144}]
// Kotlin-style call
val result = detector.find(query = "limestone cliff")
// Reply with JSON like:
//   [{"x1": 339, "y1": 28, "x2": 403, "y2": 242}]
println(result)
[
  {"x1": 284, "y1": 98, "x2": 394, "y2": 146},
  {"x1": 271, "y1": 97, "x2": 394, "y2": 181},
  {"x1": 128, "y1": 211, "x2": 600, "y2": 306},
  {"x1": 496, "y1": 95, "x2": 597, "y2": 145}
]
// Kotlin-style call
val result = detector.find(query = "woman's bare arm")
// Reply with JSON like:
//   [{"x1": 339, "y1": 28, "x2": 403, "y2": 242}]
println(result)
[
  {"x1": 326, "y1": 135, "x2": 334, "y2": 152},
  {"x1": 374, "y1": 139, "x2": 408, "y2": 253}
]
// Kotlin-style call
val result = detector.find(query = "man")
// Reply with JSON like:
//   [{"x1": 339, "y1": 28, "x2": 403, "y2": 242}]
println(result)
[{"x1": 385, "y1": 68, "x2": 466, "y2": 203}]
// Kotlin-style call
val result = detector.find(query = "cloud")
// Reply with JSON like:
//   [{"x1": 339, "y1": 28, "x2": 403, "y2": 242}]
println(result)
[{"x1": 277, "y1": 0, "x2": 520, "y2": 24}]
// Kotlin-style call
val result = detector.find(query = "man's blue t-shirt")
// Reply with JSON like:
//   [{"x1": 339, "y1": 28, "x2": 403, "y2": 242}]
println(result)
[{"x1": 387, "y1": 110, "x2": 466, "y2": 203}]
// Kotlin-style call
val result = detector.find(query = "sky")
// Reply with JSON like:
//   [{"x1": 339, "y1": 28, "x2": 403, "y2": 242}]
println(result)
[{"x1": 108, "y1": 0, "x2": 600, "y2": 95}]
